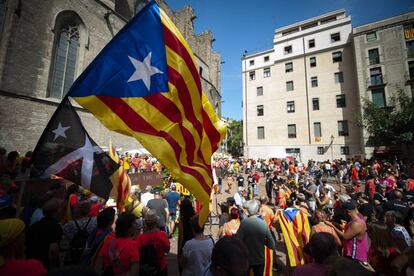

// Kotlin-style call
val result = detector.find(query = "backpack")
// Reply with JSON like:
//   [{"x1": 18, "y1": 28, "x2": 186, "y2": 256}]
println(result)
[
  {"x1": 139, "y1": 240, "x2": 161, "y2": 276},
  {"x1": 69, "y1": 218, "x2": 91, "y2": 264}
]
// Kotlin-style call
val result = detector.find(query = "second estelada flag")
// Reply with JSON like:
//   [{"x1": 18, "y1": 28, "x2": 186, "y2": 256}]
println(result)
[
  {"x1": 67, "y1": 1, "x2": 226, "y2": 224},
  {"x1": 30, "y1": 98, "x2": 119, "y2": 200}
]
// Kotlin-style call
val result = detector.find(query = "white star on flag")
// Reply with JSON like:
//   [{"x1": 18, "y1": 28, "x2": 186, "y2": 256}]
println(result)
[
  {"x1": 42, "y1": 135, "x2": 96, "y2": 190},
  {"x1": 52, "y1": 122, "x2": 70, "y2": 141},
  {"x1": 127, "y1": 52, "x2": 163, "y2": 90}
]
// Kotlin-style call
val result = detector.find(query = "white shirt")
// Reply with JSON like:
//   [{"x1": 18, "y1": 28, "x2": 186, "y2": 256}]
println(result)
[
  {"x1": 141, "y1": 192, "x2": 154, "y2": 207},
  {"x1": 234, "y1": 192, "x2": 244, "y2": 207},
  {"x1": 182, "y1": 238, "x2": 214, "y2": 276}
]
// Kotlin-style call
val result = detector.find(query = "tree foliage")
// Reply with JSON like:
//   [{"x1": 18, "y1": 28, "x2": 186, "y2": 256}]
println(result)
[
  {"x1": 227, "y1": 120, "x2": 243, "y2": 157},
  {"x1": 357, "y1": 87, "x2": 414, "y2": 147}
]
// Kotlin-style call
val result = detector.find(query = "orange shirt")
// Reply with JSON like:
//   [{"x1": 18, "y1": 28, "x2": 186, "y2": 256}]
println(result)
[{"x1": 260, "y1": 205, "x2": 275, "y2": 227}]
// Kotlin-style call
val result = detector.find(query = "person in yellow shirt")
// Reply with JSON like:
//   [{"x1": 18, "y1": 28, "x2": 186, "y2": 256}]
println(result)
[
  {"x1": 234, "y1": 162, "x2": 240, "y2": 174},
  {"x1": 123, "y1": 153, "x2": 131, "y2": 173}
]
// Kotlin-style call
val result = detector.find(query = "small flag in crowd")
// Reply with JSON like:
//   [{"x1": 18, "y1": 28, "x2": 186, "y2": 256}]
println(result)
[
  {"x1": 108, "y1": 140, "x2": 131, "y2": 212},
  {"x1": 30, "y1": 98, "x2": 119, "y2": 199},
  {"x1": 68, "y1": 0, "x2": 226, "y2": 224}
]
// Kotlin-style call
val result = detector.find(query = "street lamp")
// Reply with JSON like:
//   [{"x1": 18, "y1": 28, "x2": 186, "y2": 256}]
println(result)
[{"x1": 330, "y1": 135, "x2": 334, "y2": 161}]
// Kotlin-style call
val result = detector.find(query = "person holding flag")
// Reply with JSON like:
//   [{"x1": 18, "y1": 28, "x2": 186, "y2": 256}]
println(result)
[{"x1": 108, "y1": 141, "x2": 131, "y2": 213}]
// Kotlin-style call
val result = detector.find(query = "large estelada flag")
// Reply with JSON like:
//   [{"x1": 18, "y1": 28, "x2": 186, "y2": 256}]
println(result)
[
  {"x1": 277, "y1": 208, "x2": 311, "y2": 267},
  {"x1": 30, "y1": 98, "x2": 119, "y2": 200},
  {"x1": 67, "y1": 1, "x2": 226, "y2": 224},
  {"x1": 108, "y1": 140, "x2": 131, "y2": 212}
]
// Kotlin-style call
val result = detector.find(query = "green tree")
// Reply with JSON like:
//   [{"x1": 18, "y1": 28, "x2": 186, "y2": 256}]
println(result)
[
  {"x1": 227, "y1": 120, "x2": 243, "y2": 157},
  {"x1": 357, "y1": 87, "x2": 414, "y2": 147}
]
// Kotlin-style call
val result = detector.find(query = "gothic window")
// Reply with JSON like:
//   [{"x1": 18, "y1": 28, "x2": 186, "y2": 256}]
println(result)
[
  {"x1": 0, "y1": 0, "x2": 5, "y2": 38},
  {"x1": 49, "y1": 24, "x2": 80, "y2": 99}
]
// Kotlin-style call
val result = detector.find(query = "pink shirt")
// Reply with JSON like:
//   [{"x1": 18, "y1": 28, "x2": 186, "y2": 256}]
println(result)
[{"x1": 343, "y1": 215, "x2": 369, "y2": 262}]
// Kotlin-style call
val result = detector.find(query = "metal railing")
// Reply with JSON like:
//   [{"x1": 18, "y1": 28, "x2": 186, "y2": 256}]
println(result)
[{"x1": 366, "y1": 74, "x2": 386, "y2": 88}]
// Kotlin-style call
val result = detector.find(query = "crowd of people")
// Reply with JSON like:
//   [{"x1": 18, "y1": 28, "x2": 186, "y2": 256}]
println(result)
[
  {"x1": 119, "y1": 153, "x2": 162, "y2": 175},
  {"x1": 1, "y1": 146, "x2": 414, "y2": 275}
]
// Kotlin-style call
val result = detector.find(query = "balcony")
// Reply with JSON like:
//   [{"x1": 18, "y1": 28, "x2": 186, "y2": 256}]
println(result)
[{"x1": 366, "y1": 74, "x2": 387, "y2": 88}]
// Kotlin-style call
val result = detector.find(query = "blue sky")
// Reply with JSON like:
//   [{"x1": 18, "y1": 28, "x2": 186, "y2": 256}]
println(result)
[{"x1": 168, "y1": 0, "x2": 414, "y2": 120}]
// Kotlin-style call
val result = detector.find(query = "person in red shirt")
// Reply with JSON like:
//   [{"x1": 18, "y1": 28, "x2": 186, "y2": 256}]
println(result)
[
  {"x1": 95, "y1": 213, "x2": 139, "y2": 275},
  {"x1": 0, "y1": 218, "x2": 47, "y2": 276},
  {"x1": 89, "y1": 196, "x2": 102, "y2": 217},
  {"x1": 136, "y1": 209, "x2": 170, "y2": 275},
  {"x1": 364, "y1": 173, "x2": 376, "y2": 199}
]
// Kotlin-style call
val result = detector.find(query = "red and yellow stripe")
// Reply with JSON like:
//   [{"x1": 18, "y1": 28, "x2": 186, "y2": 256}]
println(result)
[
  {"x1": 277, "y1": 210, "x2": 310, "y2": 267},
  {"x1": 74, "y1": 5, "x2": 226, "y2": 225},
  {"x1": 109, "y1": 140, "x2": 131, "y2": 212}
]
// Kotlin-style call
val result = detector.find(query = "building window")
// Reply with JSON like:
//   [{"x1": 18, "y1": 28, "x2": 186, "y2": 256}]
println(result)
[
  {"x1": 314, "y1": 122, "x2": 322, "y2": 137},
  {"x1": 336, "y1": 94, "x2": 346, "y2": 108},
  {"x1": 311, "y1": 76, "x2": 318, "y2": 87},
  {"x1": 199, "y1": 67, "x2": 203, "y2": 77},
  {"x1": 249, "y1": 60, "x2": 254, "y2": 66},
  {"x1": 409, "y1": 61, "x2": 414, "y2": 79},
  {"x1": 257, "y1": 86, "x2": 263, "y2": 96},
  {"x1": 308, "y1": 39, "x2": 315, "y2": 48},
  {"x1": 370, "y1": 67, "x2": 383, "y2": 85},
  {"x1": 49, "y1": 23, "x2": 80, "y2": 99},
  {"x1": 372, "y1": 88, "x2": 386, "y2": 107},
  {"x1": 257, "y1": 105, "x2": 264, "y2": 116},
  {"x1": 338, "y1": 120, "x2": 349, "y2": 136},
  {"x1": 0, "y1": 0, "x2": 5, "y2": 38},
  {"x1": 264, "y1": 56, "x2": 270, "y2": 62},
  {"x1": 331, "y1": 32, "x2": 340, "y2": 42},
  {"x1": 249, "y1": 71, "x2": 255, "y2": 81},
  {"x1": 332, "y1": 51, "x2": 342, "y2": 63},
  {"x1": 287, "y1": 101, "x2": 295, "y2": 113},
  {"x1": 284, "y1": 45, "x2": 292, "y2": 54},
  {"x1": 257, "y1": 126, "x2": 265, "y2": 139},
  {"x1": 312, "y1": 98, "x2": 319, "y2": 110},
  {"x1": 310, "y1": 56, "x2": 316, "y2": 67},
  {"x1": 366, "y1": 32, "x2": 377, "y2": 42},
  {"x1": 368, "y1": 48, "x2": 380, "y2": 65},
  {"x1": 407, "y1": 40, "x2": 414, "y2": 58},
  {"x1": 263, "y1": 67, "x2": 271, "y2": 78},
  {"x1": 317, "y1": 147, "x2": 324, "y2": 155},
  {"x1": 340, "y1": 146, "x2": 350, "y2": 155},
  {"x1": 288, "y1": 124, "x2": 296, "y2": 138},
  {"x1": 285, "y1": 62, "x2": 293, "y2": 73},
  {"x1": 334, "y1": 72, "x2": 344, "y2": 83},
  {"x1": 286, "y1": 81, "x2": 294, "y2": 91}
]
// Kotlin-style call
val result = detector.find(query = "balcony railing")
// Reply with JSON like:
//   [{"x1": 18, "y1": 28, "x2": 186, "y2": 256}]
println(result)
[{"x1": 366, "y1": 74, "x2": 387, "y2": 88}]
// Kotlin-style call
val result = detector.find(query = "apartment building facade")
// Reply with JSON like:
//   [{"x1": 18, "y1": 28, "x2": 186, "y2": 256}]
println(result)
[
  {"x1": 353, "y1": 12, "x2": 414, "y2": 158},
  {"x1": 242, "y1": 10, "x2": 363, "y2": 161}
]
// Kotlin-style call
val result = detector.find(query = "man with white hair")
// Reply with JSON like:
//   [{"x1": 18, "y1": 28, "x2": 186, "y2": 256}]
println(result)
[
  {"x1": 141, "y1": 185, "x2": 154, "y2": 207},
  {"x1": 237, "y1": 200, "x2": 276, "y2": 276}
]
